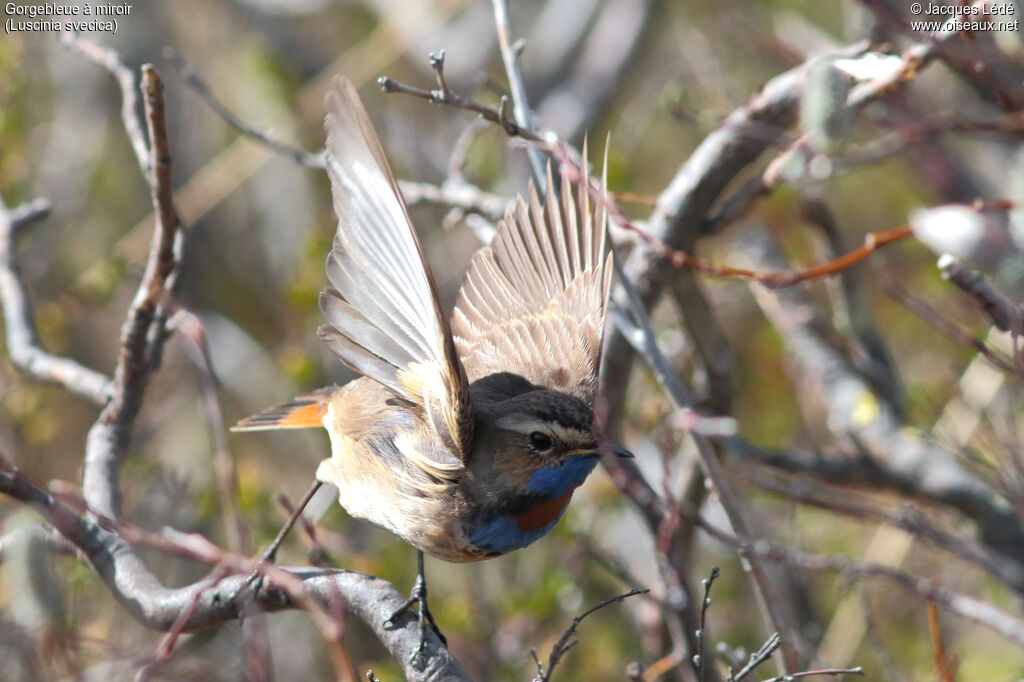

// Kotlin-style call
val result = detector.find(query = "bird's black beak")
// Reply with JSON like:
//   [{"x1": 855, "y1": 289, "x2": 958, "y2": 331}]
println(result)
[
  {"x1": 568, "y1": 443, "x2": 634, "y2": 459},
  {"x1": 602, "y1": 442, "x2": 634, "y2": 458}
]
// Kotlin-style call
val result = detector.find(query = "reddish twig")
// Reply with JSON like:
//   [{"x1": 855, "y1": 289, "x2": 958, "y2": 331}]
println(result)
[
  {"x1": 553, "y1": 142, "x2": 914, "y2": 288},
  {"x1": 927, "y1": 599, "x2": 959, "y2": 682},
  {"x1": 169, "y1": 309, "x2": 245, "y2": 553},
  {"x1": 156, "y1": 567, "x2": 232, "y2": 661}
]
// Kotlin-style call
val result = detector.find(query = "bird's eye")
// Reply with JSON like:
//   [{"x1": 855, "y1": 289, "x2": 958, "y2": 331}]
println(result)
[{"x1": 529, "y1": 431, "x2": 553, "y2": 451}]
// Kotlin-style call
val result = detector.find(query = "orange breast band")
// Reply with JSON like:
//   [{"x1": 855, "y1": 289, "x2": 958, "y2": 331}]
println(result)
[{"x1": 514, "y1": 488, "x2": 574, "y2": 533}]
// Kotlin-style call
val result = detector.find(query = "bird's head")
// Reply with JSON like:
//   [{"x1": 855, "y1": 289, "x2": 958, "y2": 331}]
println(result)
[
  {"x1": 461, "y1": 384, "x2": 632, "y2": 557},
  {"x1": 473, "y1": 386, "x2": 632, "y2": 497}
]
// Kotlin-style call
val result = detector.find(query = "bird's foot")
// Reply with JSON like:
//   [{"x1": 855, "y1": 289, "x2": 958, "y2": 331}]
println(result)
[{"x1": 384, "y1": 567, "x2": 446, "y2": 664}]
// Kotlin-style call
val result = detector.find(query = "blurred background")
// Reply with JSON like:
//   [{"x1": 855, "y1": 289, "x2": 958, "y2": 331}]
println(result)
[{"x1": 1, "y1": 0, "x2": 1023, "y2": 680}]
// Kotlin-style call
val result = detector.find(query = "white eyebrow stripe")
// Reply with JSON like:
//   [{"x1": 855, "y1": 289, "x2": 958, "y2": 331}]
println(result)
[{"x1": 494, "y1": 416, "x2": 588, "y2": 442}]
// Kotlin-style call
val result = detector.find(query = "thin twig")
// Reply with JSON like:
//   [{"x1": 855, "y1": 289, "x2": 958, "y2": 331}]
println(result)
[
  {"x1": 491, "y1": 0, "x2": 547, "y2": 185},
  {"x1": 378, "y1": 74, "x2": 542, "y2": 142},
  {"x1": 169, "y1": 309, "x2": 245, "y2": 553},
  {"x1": 881, "y1": 275, "x2": 1023, "y2": 378},
  {"x1": 535, "y1": 588, "x2": 649, "y2": 682},
  {"x1": 58, "y1": 31, "x2": 150, "y2": 170},
  {"x1": 165, "y1": 47, "x2": 326, "y2": 169},
  {"x1": 156, "y1": 566, "x2": 232, "y2": 661},
  {"x1": 761, "y1": 667, "x2": 864, "y2": 681},
  {"x1": 164, "y1": 53, "x2": 510, "y2": 220},
  {"x1": 858, "y1": 586, "x2": 907, "y2": 682},
  {"x1": 927, "y1": 599, "x2": 958, "y2": 682},
  {"x1": 7, "y1": 197, "x2": 52, "y2": 240},
  {"x1": 696, "y1": 566, "x2": 720, "y2": 681},
  {"x1": 729, "y1": 632, "x2": 781, "y2": 682}
]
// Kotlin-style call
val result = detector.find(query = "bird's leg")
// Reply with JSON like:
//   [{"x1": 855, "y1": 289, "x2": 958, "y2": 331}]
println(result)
[
  {"x1": 385, "y1": 550, "x2": 446, "y2": 660},
  {"x1": 231, "y1": 480, "x2": 323, "y2": 602}
]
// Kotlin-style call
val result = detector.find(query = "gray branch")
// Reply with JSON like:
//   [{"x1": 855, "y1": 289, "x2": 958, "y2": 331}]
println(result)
[
  {"x1": 0, "y1": 196, "x2": 113, "y2": 405},
  {"x1": 0, "y1": 462, "x2": 469, "y2": 681},
  {"x1": 740, "y1": 230, "x2": 1024, "y2": 576}
]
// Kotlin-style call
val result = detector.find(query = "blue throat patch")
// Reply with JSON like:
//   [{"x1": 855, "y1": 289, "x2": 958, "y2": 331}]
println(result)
[
  {"x1": 524, "y1": 455, "x2": 600, "y2": 497},
  {"x1": 467, "y1": 455, "x2": 600, "y2": 554}
]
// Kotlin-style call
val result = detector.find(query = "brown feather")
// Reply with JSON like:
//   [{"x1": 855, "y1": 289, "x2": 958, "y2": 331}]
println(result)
[
  {"x1": 451, "y1": 155, "x2": 612, "y2": 406},
  {"x1": 317, "y1": 78, "x2": 473, "y2": 464}
]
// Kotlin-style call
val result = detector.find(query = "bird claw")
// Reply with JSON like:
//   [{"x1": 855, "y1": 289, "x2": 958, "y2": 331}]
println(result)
[{"x1": 385, "y1": 568, "x2": 447, "y2": 663}]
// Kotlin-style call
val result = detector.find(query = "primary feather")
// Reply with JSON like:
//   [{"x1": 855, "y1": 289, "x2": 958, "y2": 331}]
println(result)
[
  {"x1": 451, "y1": 154, "x2": 613, "y2": 405},
  {"x1": 318, "y1": 78, "x2": 473, "y2": 465}
]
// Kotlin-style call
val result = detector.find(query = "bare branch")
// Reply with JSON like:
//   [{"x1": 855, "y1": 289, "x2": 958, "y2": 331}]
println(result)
[
  {"x1": 379, "y1": 73, "x2": 543, "y2": 142},
  {"x1": 610, "y1": 260, "x2": 801, "y2": 672},
  {"x1": 535, "y1": 588, "x2": 649, "y2": 682},
  {"x1": 164, "y1": 47, "x2": 326, "y2": 170},
  {"x1": 730, "y1": 632, "x2": 781, "y2": 682},
  {"x1": 0, "y1": 460, "x2": 470, "y2": 681},
  {"x1": 58, "y1": 31, "x2": 150, "y2": 171},
  {"x1": 83, "y1": 64, "x2": 184, "y2": 518},
  {"x1": 491, "y1": 0, "x2": 547, "y2": 185},
  {"x1": 939, "y1": 255, "x2": 1023, "y2": 334},
  {"x1": 881, "y1": 275, "x2": 1023, "y2": 378},
  {"x1": 0, "y1": 195, "x2": 113, "y2": 404},
  {"x1": 164, "y1": 52, "x2": 510, "y2": 221},
  {"x1": 695, "y1": 566, "x2": 720, "y2": 680}
]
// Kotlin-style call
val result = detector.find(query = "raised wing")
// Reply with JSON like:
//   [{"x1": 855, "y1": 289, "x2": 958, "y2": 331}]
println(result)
[
  {"x1": 451, "y1": 154, "x2": 612, "y2": 405},
  {"x1": 318, "y1": 78, "x2": 472, "y2": 468}
]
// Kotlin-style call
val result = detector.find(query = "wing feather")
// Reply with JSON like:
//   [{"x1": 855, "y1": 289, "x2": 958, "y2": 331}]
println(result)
[
  {"x1": 318, "y1": 78, "x2": 472, "y2": 461},
  {"x1": 452, "y1": 151, "x2": 613, "y2": 405}
]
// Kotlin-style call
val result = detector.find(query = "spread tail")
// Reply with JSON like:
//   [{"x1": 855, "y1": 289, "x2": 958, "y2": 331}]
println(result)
[{"x1": 232, "y1": 388, "x2": 334, "y2": 431}]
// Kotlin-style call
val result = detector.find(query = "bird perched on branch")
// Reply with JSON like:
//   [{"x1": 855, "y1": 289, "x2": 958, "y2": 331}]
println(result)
[{"x1": 234, "y1": 77, "x2": 629, "y2": 653}]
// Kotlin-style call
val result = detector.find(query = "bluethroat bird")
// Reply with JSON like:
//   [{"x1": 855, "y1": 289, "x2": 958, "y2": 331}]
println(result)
[{"x1": 234, "y1": 77, "x2": 630, "y2": 648}]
